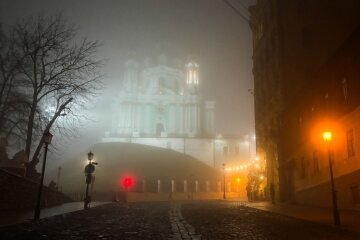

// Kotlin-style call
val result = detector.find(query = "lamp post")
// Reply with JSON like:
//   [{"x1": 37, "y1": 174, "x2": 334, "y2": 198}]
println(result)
[
  {"x1": 84, "y1": 151, "x2": 98, "y2": 209},
  {"x1": 222, "y1": 163, "x2": 226, "y2": 200},
  {"x1": 34, "y1": 131, "x2": 53, "y2": 220},
  {"x1": 323, "y1": 131, "x2": 341, "y2": 225}
]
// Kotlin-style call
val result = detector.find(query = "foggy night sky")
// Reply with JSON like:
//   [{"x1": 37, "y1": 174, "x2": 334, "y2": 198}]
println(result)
[{"x1": 0, "y1": 0, "x2": 255, "y2": 168}]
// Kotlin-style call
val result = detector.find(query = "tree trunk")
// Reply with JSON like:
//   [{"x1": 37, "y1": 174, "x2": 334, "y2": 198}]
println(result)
[
  {"x1": 30, "y1": 97, "x2": 73, "y2": 164},
  {"x1": 25, "y1": 102, "x2": 37, "y2": 159}
]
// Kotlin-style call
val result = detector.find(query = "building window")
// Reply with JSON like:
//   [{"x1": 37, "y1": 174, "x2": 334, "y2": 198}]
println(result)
[
  {"x1": 347, "y1": 129, "x2": 355, "y2": 158},
  {"x1": 342, "y1": 78, "x2": 348, "y2": 101},
  {"x1": 313, "y1": 151, "x2": 319, "y2": 174},
  {"x1": 223, "y1": 146, "x2": 228, "y2": 156}
]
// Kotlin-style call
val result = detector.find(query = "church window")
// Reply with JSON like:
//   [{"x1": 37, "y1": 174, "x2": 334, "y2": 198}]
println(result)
[
  {"x1": 347, "y1": 129, "x2": 355, "y2": 158},
  {"x1": 188, "y1": 70, "x2": 193, "y2": 84}
]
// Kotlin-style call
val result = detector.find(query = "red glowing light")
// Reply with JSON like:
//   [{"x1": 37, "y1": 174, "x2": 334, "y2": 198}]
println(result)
[{"x1": 122, "y1": 176, "x2": 133, "y2": 189}]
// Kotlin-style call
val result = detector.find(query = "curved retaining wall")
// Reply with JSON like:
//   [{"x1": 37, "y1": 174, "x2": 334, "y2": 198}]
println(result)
[{"x1": 0, "y1": 168, "x2": 72, "y2": 210}]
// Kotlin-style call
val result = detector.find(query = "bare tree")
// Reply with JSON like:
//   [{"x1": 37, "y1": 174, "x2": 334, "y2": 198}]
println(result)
[
  {"x1": 5, "y1": 14, "x2": 103, "y2": 173},
  {"x1": 0, "y1": 24, "x2": 29, "y2": 143}
]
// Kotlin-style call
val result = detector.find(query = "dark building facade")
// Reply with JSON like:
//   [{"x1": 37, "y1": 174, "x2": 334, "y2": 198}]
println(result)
[{"x1": 249, "y1": 0, "x2": 360, "y2": 207}]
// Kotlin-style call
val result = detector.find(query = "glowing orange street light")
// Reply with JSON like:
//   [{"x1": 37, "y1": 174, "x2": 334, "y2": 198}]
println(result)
[
  {"x1": 236, "y1": 177, "x2": 241, "y2": 193},
  {"x1": 323, "y1": 131, "x2": 332, "y2": 142},
  {"x1": 322, "y1": 130, "x2": 340, "y2": 225}
]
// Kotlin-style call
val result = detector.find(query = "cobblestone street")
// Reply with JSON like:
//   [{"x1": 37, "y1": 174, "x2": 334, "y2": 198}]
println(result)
[
  {"x1": 1, "y1": 203, "x2": 172, "y2": 240},
  {"x1": 181, "y1": 201, "x2": 360, "y2": 240},
  {"x1": 1, "y1": 201, "x2": 359, "y2": 240}
]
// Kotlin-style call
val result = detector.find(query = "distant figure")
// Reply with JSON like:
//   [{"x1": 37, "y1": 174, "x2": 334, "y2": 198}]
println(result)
[
  {"x1": 246, "y1": 184, "x2": 252, "y2": 202},
  {"x1": 270, "y1": 183, "x2": 275, "y2": 204}
]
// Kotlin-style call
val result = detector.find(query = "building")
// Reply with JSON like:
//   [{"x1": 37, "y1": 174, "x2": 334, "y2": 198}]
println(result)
[
  {"x1": 280, "y1": 27, "x2": 360, "y2": 209},
  {"x1": 102, "y1": 55, "x2": 255, "y2": 169},
  {"x1": 107, "y1": 56, "x2": 212, "y2": 138},
  {"x1": 249, "y1": 0, "x2": 360, "y2": 206}
]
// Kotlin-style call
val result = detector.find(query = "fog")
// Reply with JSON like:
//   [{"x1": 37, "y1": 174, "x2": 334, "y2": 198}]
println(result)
[{"x1": 0, "y1": 0, "x2": 255, "y2": 170}]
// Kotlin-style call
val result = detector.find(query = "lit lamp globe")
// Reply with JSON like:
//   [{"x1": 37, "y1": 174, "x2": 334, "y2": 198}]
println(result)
[
  {"x1": 88, "y1": 151, "x2": 94, "y2": 161},
  {"x1": 323, "y1": 131, "x2": 332, "y2": 142}
]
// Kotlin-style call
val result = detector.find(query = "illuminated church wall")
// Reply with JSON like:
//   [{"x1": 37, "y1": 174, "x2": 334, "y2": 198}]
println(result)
[
  {"x1": 102, "y1": 56, "x2": 251, "y2": 167},
  {"x1": 109, "y1": 57, "x2": 209, "y2": 138}
]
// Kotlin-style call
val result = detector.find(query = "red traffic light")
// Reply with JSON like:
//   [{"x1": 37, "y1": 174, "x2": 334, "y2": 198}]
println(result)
[{"x1": 122, "y1": 176, "x2": 133, "y2": 189}]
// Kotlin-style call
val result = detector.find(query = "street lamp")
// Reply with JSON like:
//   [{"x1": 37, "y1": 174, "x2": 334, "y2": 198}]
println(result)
[
  {"x1": 323, "y1": 131, "x2": 341, "y2": 225},
  {"x1": 34, "y1": 131, "x2": 53, "y2": 220},
  {"x1": 222, "y1": 163, "x2": 226, "y2": 200},
  {"x1": 84, "y1": 151, "x2": 98, "y2": 209}
]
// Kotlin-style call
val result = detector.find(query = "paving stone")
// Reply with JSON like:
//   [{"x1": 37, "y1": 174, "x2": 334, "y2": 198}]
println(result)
[
  {"x1": 3, "y1": 201, "x2": 358, "y2": 240},
  {"x1": 181, "y1": 201, "x2": 360, "y2": 240}
]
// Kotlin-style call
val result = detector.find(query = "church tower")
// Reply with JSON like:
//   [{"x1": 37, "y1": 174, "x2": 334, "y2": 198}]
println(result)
[
  {"x1": 184, "y1": 61, "x2": 201, "y2": 137},
  {"x1": 185, "y1": 61, "x2": 199, "y2": 94}
]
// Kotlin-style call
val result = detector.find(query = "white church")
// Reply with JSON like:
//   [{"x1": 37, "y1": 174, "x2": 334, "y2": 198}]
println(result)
[{"x1": 102, "y1": 55, "x2": 254, "y2": 168}]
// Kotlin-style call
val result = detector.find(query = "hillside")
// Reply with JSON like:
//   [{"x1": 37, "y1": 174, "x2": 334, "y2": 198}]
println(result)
[{"x1": 50, "y1": 142, "x2": 221, "y2": 194}]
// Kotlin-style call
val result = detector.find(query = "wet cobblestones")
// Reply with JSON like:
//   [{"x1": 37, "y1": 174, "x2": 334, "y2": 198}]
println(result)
[
  {"x1": 1, "y1": 201, "x2": 359, "y2": 240},
  {"x1": 181, "y1": 201, "x2": 360, "y2": 240},
  {"x1": 169, "y1": 204, "x2": 201, "y2": 240},
  {"x1": 1, "y1": 203, "x2": 172, "y2": 240}
]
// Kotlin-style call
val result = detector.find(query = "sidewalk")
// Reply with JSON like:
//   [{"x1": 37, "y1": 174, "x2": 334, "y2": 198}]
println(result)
[
  {"x1": 0, "y1": 201, "x2": 108, "y2": 226},
  {"x1": 244, "y1": 201, "x2": 360, "y2": 233}
]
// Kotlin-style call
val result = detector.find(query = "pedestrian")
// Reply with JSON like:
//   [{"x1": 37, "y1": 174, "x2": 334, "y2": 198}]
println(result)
[
  {"x1": 246, "y1": 184, "x2": 252, "y2": 202},
  {"x1": 270, "y1": 183, "x2": 275, "y2": 204}
]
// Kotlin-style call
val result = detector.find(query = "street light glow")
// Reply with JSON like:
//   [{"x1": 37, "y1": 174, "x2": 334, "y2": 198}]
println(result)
[{"x1": 323, "y1": 131, "x2": 332, "y2": 142}]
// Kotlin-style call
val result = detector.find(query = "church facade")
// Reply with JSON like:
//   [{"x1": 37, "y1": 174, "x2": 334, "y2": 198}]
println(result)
[
  {"x1": 102, "y1": 56, "x2": 254, "y2": 168},
  {"x1": 108, "y1": 57, "x2": 214, "y2": 138}
]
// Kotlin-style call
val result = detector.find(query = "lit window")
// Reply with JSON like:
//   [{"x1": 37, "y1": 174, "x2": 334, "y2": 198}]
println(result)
[{"x1": 347, "y1": 129, "x2": 355, "y2": 158}]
